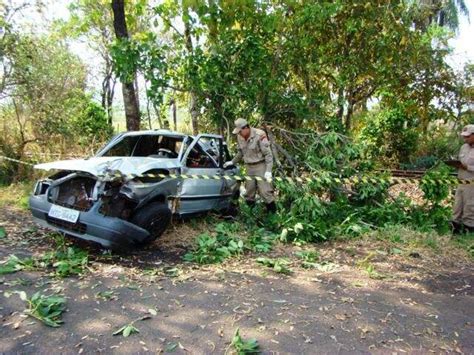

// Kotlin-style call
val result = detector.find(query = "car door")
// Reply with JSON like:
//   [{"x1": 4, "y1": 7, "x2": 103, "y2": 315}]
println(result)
[{"x1": 178, "y1": 135, "x2": 227, "y2": 214}]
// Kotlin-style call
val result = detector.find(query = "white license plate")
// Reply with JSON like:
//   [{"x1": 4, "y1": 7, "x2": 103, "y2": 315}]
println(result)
[{"x1": 48, "y1": 204, "x2": 80, "y2": 223}]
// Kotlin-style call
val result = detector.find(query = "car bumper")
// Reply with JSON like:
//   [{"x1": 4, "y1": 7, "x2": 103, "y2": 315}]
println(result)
[{"x1": 29, "y1": 195, "x2": 150, "y2": 249}]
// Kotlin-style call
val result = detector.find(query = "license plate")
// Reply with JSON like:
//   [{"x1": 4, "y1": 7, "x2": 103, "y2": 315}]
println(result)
[{"x1": 48, "y1": 204, "x2": 80, "y2": 223}]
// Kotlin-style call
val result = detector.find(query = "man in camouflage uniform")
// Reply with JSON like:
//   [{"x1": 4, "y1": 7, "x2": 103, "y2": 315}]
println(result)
[
  {"x1": 452, "y1": 124, "x2": 474, "y2": 233},
  {"x1": 224, "y1": 118, "x2": 276, "y2": 213}
]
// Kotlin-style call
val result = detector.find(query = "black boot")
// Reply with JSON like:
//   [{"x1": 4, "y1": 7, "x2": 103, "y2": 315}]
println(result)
[
  {"x1": 246, "y1": 200, "x2": 256, "y2": 208},
  {"x1": 266, "y1": 202, "x2": 277, "y2": 213},
  {"x1": 451, "y1": 221, "x2": 464, "y2": 235},
  {"x1": 463, "y1": 224, "x2": 474, "y2": 234}
]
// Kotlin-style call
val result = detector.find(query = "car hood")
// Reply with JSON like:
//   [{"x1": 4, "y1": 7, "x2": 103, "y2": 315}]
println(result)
[{"x1": 34, "y1": 157, "x2": 181, "y2": 177}]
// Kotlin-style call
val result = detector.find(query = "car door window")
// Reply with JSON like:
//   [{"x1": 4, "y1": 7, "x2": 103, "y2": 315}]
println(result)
[{"x1": 186, "y1": 143, "x2": 217, "y2": 168}]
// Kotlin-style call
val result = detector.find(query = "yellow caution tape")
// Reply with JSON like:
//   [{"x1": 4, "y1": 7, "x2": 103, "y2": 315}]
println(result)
[
  {"x1": 96, "y1": 171, "x2": 470, "y2": 186},
  {"x1": 1, "y1": 155, "x2": 472, "y2": 185},
  {"x1": 0, "y1": 155, "x2": 35, "y2": 166}
]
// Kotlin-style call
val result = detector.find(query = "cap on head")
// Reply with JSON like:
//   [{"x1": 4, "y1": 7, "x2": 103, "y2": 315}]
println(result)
[
  {"x1": 232, "y1": 118, "x2": 249, "y2": 134},
  {"x1": 460, "y1": 124, "x2": 474, "y2": 137}
]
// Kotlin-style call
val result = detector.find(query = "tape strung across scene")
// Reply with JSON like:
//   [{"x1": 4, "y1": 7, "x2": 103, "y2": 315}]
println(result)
[
  {"x1": 1, "y1": 154, "x2": 472, "y2": 185},
  {"x1": 95, "y1": 171, "x2": 470, "y2": 186},
  {"x1": 0, "y1": 155, "x2": 36, "y2": 166}
]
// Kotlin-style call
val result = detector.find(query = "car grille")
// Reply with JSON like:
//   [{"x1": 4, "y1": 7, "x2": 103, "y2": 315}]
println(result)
[
  {"x1": 46, "y1": 215, "x2": 87, "y2": 234},
  {"x1": 53, "y1": 200, "x2": 91, "y2": 212},
  {"x1": 48, "y1": 176, "x2": 96, "y2": 212}
]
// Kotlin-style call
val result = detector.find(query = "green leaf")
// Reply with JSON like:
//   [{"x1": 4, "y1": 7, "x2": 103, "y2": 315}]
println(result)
[
  {"x1": 165, "y1": 342, "x2": 178, "y2": 352},
  {"x1": 231, "y1": 328, "x2": 260, "y2": 354},
  {"x1": 113, "y1": 325, "x2": 127, "y2": 336},
  {"x1": 21, "y1": 292, "x2": 66, "y2": 327},
  {"x1": 123, "y1": 325, "x2": 133, "y2": 337},
  {"x1": 0, "y1": 227, "x2": 6, "y2": 239}
]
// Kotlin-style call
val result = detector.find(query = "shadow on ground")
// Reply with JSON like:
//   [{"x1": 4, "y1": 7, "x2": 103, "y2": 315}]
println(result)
[{"x1": 1, "y1": 206, "x2": 473, "y2": 354}]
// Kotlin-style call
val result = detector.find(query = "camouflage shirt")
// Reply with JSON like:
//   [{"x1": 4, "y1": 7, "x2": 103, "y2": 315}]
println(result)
[
  {"x1": 458, "y1": 143, "x2": 474, "y2": 180},
  {"x1": 232, "y1": 128, "x2": 273, "y2": 173}
]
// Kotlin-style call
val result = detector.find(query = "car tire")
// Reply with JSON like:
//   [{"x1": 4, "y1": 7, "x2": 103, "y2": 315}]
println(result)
[{"x1": 130, "y1": 202, "x2": 172, "y2": 245}]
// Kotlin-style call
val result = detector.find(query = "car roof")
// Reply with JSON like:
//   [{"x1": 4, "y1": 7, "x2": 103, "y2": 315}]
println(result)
[{"x1": 118, "y1": 129, "x2": 190, "y2": 139}]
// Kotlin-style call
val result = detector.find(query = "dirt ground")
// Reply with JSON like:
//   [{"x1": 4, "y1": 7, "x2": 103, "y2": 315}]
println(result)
[{"x1": 0, "y1": 206, "x2": 473, "y2": 354}]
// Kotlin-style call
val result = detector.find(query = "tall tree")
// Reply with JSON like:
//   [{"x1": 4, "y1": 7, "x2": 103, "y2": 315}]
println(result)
[
  {"x1": 63, "y1": 0, "x2": 117, "y2": 125},
  {"x1": 111, "y1": 0, "x2": 140, "y2": 131},
  {"x1": 413, "y1": 0, "x2": 470, "y2": 31},
  {"x1": 183, "y1": 5, "x2": 199, "y2": 135}
]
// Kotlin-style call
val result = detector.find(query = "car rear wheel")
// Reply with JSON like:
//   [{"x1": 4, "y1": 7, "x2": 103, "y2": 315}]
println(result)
[{"x1": 131, "y1": 202, "x2": 172, "y2": 245}]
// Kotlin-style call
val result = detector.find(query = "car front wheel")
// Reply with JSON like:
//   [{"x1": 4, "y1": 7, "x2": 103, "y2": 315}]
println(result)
[{"x1": 130, "y1": 202, "x2": 172, "y2": 245}]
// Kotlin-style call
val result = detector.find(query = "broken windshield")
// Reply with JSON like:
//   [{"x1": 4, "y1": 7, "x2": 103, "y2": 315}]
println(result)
[{"x1": 100, "y1": 135, "x2": 184, "y2": 158}]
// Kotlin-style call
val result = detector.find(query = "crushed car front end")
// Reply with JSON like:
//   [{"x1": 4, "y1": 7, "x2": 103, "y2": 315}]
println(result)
[
  {"x1": 29, "y1": 157, "x2": 180, "y2": 249},
  {"x1": 30, "y1": 172, "x2": 146, "y2": 249}
]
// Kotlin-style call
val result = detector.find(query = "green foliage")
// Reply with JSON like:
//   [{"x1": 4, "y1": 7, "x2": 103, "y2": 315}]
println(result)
[
  {"x1": 405, "y1": 126, "x2": 462, "y2": 168},
  {"x1": 358, "y1": 104, "x2": 420, "y2": 165},
  {"x1": 44, "y1": 247, "x2": 89, "y2": 278},
  {"x1": 231, "y1": 328, "x2": 260, "y2": 355},
  {"x1": 256, "y1": 257, "x2": 292, "y2": 274},
  {"x1": 0, "y1": 255, "x2": 35, "y2": 275},
  {"x1": 295, "y1": 250, "x2": 322, "y2": 269},
  {"x1": 113, "y1": 323, "x2": 140, "y2": 337},
  {"x1": 184, "y1": 221, "x2": 278, "y2": 264},
  {"x1": 4, "y1": 35, "x2": 88, "y2": 137},
  {"x1": 244, "y1": 228, "x2": 276, "y2": 253},
  {"x1": 118, "y1": 0, "x2": 459, "y2": 133},
  {"x1": 73, "y1": 99, "x2": 114, "y2": 144},
  {"x1": 0, "y1": 246, "x2": 88, "y2": 277},
  {"x1": 183, "y1": 223, "x2": 244, "y2": 264},
  {"x1": 295, "y1": 250, "x2": 319, "y2": 263},
  {"x1": 10, "y1": 291, "x2": 67, "y2": 327},
  {"x1": 420, "y1": 164, "x2": 453, "y2": 205}
]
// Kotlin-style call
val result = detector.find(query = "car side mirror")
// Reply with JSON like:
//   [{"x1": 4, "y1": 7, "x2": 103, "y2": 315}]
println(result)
[{"x1": 223, "y1": 164, "x2": 236, "y2": 170}]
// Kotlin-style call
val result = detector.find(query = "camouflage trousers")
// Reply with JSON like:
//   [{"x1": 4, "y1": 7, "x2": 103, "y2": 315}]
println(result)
[
  {"x1": 452, "y1": 184, "x2": 474, "y2": 227},
  {"x1": 244, "y1": 162, "x2": 274, "y2": 204}
]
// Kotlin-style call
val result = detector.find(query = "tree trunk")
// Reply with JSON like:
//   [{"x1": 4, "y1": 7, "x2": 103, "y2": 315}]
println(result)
[
  {"x1": 344, "y1": 101, "x2": 354, "y2": 131},
  {"x1": 101, "y1": 73, "x2": 115, "y2": 126},
  {"x1": 337, "y1": 86, "x2": 345, "y2": 125},
  {"x1": 111, "y1": 0, "x2": 140, "y2": 131},
  {"x1": 170, "y1": 98, "x2": 177, "y2": 131},
  {"x1": 184, "y1": 11, "x2": 199, "y2": 135},
  {"x1": 152, "y1": 103, "x2": 165, "y2": 129}
]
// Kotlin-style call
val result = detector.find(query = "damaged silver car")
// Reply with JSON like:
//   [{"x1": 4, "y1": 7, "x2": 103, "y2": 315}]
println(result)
[{"x1": 29, "y1": 130, "x2": 240, "y2": 249}]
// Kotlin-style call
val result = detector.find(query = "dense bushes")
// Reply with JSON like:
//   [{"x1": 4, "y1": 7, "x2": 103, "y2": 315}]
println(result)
[{"x1": 269, "y1": 131, "x2": 456, "y2": 243}]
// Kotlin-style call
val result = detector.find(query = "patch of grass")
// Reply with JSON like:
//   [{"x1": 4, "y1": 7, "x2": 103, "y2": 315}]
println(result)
[
  {"x1": 368, "y1": 224, "x2": 444, "y2": 251},
  {"x1": 454, "y1": 233, "x2": 474, "y2": 259},
  {"x1": 356, "y1": 252, "x2": 387, "y2": 280},
  {"x1": 0, "y1": 181, "x2": 34, "y2": 210}
]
